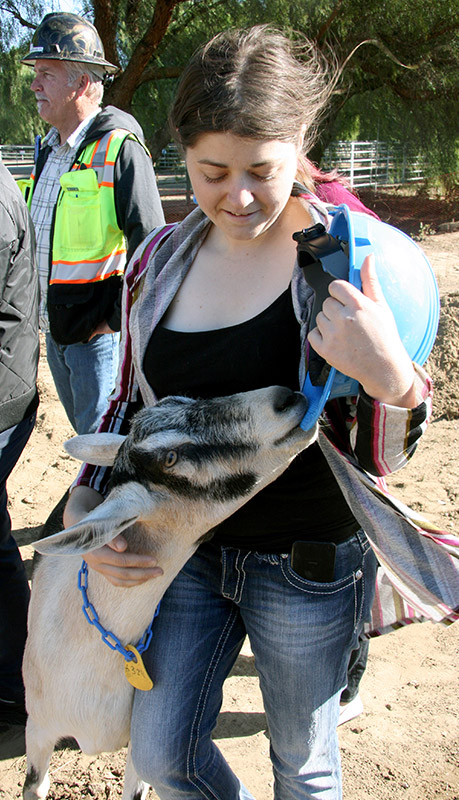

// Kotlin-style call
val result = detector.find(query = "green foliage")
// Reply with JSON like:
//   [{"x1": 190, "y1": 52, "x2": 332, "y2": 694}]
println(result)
[
  {"x1": 133, "y1": 0, "x2": 459, "y2": 176},
  {"x1": 0, "y1": 0, "x2": 457, "y2": 179},
  {"x1": 332, "y1": 85, "x2": 458, "y2": 179},
  {"x1": 0, "y1": 1, "x2": 61, "y2": 143},
  {"x1": 289, "y1": 0, "x2": 458, "y2": 169},
  {"x1": 0, "y1": 49, "x2": 46, "y2": 143}
]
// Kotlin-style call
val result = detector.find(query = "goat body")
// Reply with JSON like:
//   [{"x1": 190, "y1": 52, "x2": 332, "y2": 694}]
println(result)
[{"x1": 22, "y1": 386, "x2": 317, "y2": 799}]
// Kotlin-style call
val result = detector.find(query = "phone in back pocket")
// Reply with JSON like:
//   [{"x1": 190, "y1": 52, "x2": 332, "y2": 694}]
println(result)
[{"x1": 291, "y1": 540, "x2": 337, "y2": 583}]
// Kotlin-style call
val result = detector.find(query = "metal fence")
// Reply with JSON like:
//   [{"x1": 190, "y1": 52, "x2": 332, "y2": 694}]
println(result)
[
  {"x1": 0, "y1": 144, "x2": 35, "y2": 179},
  {"x1": 0, "y1": 144, "x2": 35, "y2": 163},
  {"x1": 154, "y1": 141, "x2": 425, "y2": 192},
  {"x1": 155, "y1": 142, "x2": 192, "y2": 203},
  {"x1": 321, "y1": 141, "x2": 425, "y2": 189},
  {"x1": 1, "y1": 139, "x2": 425, "y2": 192}
]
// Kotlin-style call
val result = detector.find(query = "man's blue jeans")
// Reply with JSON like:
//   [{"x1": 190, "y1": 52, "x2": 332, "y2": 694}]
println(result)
[
  {"x1": 0, "y1": 414, "x2": 36, "y2": 707},
  {"x1": 131, "y1": 532, "x2": 377, "y2": 799},
  {"x1": 46, "y1": 332, "x2": 119, "y2": 434}
]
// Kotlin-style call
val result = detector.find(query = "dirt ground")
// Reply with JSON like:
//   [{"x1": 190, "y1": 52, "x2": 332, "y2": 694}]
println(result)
[{"x1": 1, "y1": 192, "x2": 458, "y2": 799}]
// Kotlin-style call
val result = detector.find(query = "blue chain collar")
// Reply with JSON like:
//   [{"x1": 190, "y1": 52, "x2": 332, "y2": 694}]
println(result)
[{"x1": 78, "y1": 559, "x2": 160, "y2": 662}]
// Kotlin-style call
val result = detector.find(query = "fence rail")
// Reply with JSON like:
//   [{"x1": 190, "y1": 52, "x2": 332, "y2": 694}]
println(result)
[
  {"x1": 154, "y1": 141, "x2": 425, "y2": 192},
  {"x1": 0, "y1": 144, "x2": 35, "y2": 164},
  {"x1": 321, "y1": 141, "x2": 425, "y2": 188},
  {"x1": 1, "y1": 140, "x2": 425, "y2": 191}
]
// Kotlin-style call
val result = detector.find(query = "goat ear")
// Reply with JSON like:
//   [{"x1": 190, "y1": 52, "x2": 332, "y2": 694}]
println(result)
[
  {"x1": 64, "y1": 433, "x2": 126, "y2": 466},
  {"x1": 33, "y1": 490, "x2": 143, "y2": 555}
]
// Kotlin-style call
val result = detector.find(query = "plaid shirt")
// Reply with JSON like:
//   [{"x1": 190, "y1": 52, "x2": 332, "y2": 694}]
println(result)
[{"x1": 30, "y1": 111, "x2": 99, "y2": 331}]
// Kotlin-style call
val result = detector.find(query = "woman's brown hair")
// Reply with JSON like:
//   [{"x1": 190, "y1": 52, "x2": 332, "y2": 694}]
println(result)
[{"x1": 169, "y1": 24, "x2": 335, "y2": 183}]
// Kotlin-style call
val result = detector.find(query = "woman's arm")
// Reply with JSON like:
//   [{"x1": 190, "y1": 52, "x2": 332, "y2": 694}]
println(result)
[{"x1": 311, "y1": 255, "x2": 433, "y2": 476}]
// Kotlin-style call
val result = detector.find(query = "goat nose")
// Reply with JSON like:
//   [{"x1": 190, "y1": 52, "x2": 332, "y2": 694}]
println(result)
[{"x1": 273, "y1": 387, "x2": 302, "y2": 412}]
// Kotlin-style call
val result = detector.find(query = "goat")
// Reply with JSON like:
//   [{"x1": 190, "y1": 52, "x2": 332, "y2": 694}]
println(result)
[{"x1": 22, "y1": 386, "x2": 317, "y2": 800}]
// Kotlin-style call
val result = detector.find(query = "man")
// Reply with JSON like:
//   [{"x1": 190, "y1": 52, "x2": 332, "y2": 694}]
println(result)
[
  {"x1": 20, "y1": 12, "x2": 165, "y2": 434},
  {"x1": 0, "y1": 159, "x2": 39, "y2": 733}
]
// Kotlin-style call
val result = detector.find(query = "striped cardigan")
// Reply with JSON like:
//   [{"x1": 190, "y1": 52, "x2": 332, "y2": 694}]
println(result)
[{"x1": 76, "y1": 200, "x2": 459, "y2": 634}]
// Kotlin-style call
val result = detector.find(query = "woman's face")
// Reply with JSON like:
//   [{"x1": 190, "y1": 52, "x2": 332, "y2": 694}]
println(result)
[{"x1": 185, "y1": 132, "x2": 301, "y2": 243}]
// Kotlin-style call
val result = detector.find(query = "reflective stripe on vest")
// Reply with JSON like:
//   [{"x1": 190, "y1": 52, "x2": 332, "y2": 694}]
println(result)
[{"x1": 50, "y1": 129, "x2": 135, "y2": 285}]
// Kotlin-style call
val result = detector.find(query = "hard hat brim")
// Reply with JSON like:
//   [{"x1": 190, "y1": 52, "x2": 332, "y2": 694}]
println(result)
[{"x1": 20, "y1": 50, "x2": 119, "y2": 74}]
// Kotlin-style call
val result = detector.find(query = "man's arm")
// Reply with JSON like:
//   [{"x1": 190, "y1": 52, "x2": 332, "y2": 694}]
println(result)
[{"x1": 114, "y1": 136, "x2": 166, "y2": 262}]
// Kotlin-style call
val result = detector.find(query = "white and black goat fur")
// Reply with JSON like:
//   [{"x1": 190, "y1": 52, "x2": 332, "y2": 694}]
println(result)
[{"x1": 22, "y1": 386, "x2": 317, "y2": 800}]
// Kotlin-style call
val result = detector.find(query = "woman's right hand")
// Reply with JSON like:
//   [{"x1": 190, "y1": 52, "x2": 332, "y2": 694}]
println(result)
[
  {"x1": 63, "y1": 485, "x2": 164, "y2": 587},
  {"x1": 307, "y1": 255, "x2": 416, "y2": 408}
]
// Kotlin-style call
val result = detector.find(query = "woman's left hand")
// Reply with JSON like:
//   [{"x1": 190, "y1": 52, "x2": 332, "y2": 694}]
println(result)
[{"x1": 307, "y1": 254, "x2": 417, "y2": 408}]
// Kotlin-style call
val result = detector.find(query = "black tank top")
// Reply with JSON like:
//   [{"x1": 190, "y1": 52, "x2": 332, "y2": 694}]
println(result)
[{"x1": 143, "y1": 288, "x2": 358, "y2": 552}]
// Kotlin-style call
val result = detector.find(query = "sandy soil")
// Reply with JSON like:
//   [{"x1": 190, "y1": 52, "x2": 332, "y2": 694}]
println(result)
[{"x1": 0, "y1": 230, "x2": 458, "y2": 800}]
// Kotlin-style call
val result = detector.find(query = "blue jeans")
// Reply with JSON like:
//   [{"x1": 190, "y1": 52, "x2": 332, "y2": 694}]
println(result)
[
  {"x1": 46, "y1": 332, "x2": 119, "y2": 434},
  {"x1": 131, "y1": 532, "x2": 377, "y2": 800},
  {"x1": 0, "y1": 414, "x2": 35, "y2": 706},
  {"x1": 341, "y1": 634, "x2": 369, "y2": 703}
]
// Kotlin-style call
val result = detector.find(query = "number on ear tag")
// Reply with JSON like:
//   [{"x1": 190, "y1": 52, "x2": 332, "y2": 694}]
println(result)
[{"x1": 124, "y1": 645, "x2": 153, "y2": 691}]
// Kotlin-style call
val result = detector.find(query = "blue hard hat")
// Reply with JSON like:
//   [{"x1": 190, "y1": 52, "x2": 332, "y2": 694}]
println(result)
[{"x1": 297, "y1": 204, "x2": 440, "y2": 430}]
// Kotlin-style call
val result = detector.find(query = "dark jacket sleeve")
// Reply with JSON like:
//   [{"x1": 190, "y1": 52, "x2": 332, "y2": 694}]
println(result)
[
  {"x1": 115, "y1": 137, "x2": 165, "y2": 261},
  {"x1": 0, "y1": 165, "x2": 39, "y2": 432},
  {"x1": 105, "y1": 137, "x2": 165, "y2": 331}
]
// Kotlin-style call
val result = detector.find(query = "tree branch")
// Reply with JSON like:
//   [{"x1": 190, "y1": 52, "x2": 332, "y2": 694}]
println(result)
[
  {"x1": 107, "y1": 0, "x2": 185, "y2": 108},
  {"x1": 391, "y1": 82, "x2": 438, "y2": 103},
  {"x1": 167, "y1": 0, "x2": 228, "y2": 36},
  {"x1": 93, "y1": 0, "x2": 120, "y2": 67},
  {"x1": 136, "y1": 64, "x2": 183, "y2": 85},
  {"x1": 0, "y1": 0, "x2": 36, "y2": 29},
  {"x1": 316, "y1": 0, "x2": 345, "y2": 44}
]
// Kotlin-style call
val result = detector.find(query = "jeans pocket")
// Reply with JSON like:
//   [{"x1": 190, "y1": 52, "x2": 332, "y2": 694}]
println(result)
[{"x1": 282, "y1": 532, "x2": 371, "y2": 630}]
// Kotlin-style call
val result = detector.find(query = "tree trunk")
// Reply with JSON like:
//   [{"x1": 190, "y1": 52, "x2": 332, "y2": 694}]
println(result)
[{"x1": 104, "y1": 0, "x2": 183, "y2": 110}]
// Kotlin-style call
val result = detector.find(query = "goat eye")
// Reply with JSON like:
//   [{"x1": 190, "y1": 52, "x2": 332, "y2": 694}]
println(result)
[{"x1": 164, "y1": 450, "x2": 178, "y2": 468}]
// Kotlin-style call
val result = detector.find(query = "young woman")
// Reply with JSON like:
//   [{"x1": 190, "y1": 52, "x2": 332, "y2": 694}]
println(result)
[{"x1": 64, "y1": 26, "x2": 432, "y2": 799}]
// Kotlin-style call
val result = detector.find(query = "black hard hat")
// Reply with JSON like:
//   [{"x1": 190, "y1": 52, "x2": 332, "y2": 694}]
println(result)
[{"x1": 21, "y1": 12, "x2": 118, "y2": 75}]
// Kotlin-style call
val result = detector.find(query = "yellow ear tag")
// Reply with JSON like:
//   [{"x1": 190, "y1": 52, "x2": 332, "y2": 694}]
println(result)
[{"x1": 124, "y1": 646, "x2": 153, "y2": 691}]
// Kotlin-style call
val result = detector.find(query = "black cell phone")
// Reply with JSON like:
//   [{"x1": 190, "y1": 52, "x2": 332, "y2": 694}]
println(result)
[{"x1": 291, "y1": 540, "x2": 337, "y2": 583}]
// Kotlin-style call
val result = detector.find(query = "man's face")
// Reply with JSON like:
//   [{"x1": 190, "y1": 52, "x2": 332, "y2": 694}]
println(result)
[{"x1": 30, "y1": 60, "x2": 80, "y2": 130}]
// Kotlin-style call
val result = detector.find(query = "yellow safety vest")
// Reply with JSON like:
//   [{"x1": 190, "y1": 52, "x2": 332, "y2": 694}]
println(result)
[{"x1": 22, "y1": 129, "x2": 139, "y2": 286}]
